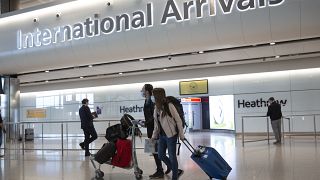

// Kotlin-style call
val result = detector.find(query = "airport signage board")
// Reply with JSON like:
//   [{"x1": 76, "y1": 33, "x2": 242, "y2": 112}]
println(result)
[{"x1": 17, "y1": 0, "x2": 285, "y2": 50}]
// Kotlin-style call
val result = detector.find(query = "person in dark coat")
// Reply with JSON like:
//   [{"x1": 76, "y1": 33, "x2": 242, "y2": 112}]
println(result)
[
  {"x1": 267, "y1": 97, "x2": 283, "y2": 144},
  {"x1": 79, "y1": 98, "x2": 97, "y2": 156},
  {"x1": 141, "y1": 84, "x2": 165, "y2": 178}
]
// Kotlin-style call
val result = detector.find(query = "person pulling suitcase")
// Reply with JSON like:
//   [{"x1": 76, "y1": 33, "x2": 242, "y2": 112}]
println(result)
[{"x1": 151, "y1": 88, "x2": 184, "y2": 180}]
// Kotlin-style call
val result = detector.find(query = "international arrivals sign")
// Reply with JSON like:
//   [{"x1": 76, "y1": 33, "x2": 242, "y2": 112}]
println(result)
[{"x1": 17, "y1": 0, "x2": 285, "y2": 50}]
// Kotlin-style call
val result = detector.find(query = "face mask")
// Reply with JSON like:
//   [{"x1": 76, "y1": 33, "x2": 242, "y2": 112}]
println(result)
[
  {"x1": 141, "y1": 91, "x2": 145, "y2": 98},
  {"x1": 151, "y1": 96, "x2": 155, "y2": 102}
]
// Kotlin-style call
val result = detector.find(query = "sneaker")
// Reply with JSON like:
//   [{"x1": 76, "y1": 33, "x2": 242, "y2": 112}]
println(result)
[
  {"x1": 79, "y1": 142, "x2": 85, "y2": 150},
  {"x1": 177, "y1": 169, "x2": 184, "y2": 179},
  {"x1": 149, "y1": 170, "x2": 164, "y2": 179},
  {"x1": 273, "y1": 141, "x2": 280, "y2": 145},
  {"x1": 85, "y1": 152, "x2": 91, "y2": 157},
  {"x1": 165, "y1": 168, "x2": 171, "y2": 174}
]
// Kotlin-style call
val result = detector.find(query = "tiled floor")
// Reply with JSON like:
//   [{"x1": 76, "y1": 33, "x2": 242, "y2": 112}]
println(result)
[{"x1": 0, "y1": 132, "x2": 319, "y2": 180}]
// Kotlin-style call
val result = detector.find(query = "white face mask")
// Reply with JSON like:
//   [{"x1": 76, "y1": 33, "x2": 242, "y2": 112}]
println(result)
[
  {"x1": 141, "y1": 91, "x2": 145, "y2": 98},
  {"x1": 150, "y1": 96, "x2": 155, "y2": 102}
]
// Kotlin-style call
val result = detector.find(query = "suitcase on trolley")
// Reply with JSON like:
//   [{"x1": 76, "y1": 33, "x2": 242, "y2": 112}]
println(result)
[
  {"x1": 111, "y1": 139, "x2": 132, "y2": 168},
  {"x1": 183, "y1": 139, "x2": 232, "y2": 180},
  {"x1": 94, "y1": 142, "x2": 116, "y2": 164}
]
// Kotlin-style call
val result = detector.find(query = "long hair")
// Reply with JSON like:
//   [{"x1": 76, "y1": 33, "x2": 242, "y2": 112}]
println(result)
[{"x1": 152, "y1": 88, "x2": 169, "y2": 117}]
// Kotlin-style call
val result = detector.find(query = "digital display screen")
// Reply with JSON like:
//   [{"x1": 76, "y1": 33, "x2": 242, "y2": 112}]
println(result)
[{"x1": 209, "y1": 95, "x2": 235, "y2": 130}]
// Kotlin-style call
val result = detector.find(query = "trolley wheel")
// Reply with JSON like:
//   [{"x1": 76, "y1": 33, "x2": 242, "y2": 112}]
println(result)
[
  {"x1": 137, "y1": 168, "x2": 143, "y2": 175},
  {"x1": 95, "y1": 170, "x2": 104, "y2": 179},
  {"x1": 135, "y1": 173, "x2": 142, "y2": 180}
]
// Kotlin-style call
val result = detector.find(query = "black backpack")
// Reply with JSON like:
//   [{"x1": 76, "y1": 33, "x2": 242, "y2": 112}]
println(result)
[{"x1": 165, "y1": 96, "x2": 187, "y2": 131}]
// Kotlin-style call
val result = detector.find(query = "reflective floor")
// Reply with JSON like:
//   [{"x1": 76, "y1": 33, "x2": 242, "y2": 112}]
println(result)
[{"x1": 0, "y1": 132, "x2": 320, "y2": 180}]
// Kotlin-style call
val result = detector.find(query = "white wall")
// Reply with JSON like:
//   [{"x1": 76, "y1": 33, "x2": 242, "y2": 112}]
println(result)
[{"x1": 21, "y1": 65, "x2": 320, "y2": 135}]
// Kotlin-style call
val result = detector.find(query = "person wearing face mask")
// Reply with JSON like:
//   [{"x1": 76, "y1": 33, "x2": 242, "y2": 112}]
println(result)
[
  {"x1": 141, "y1": 84, "x2": 165, "y2": 178},
  {"x1": 151, "y1": 88, "x2": 185, "y2": 180}
]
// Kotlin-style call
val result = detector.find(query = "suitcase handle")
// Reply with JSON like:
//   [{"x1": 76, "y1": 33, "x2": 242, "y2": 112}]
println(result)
[{"x1": 182, "y1": 138, "x2": 197, "y2": 154}]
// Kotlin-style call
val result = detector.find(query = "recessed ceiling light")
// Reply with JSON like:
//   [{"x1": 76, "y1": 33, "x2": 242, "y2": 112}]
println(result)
[
  {"x1": 45, "y1": 80, "x2": 49, "y2": 83},
  {"x1": 80, "y1": 76, "x2": 84, "y2": 79},
  {"x1": 119, "y1": 72, "x2": 123, "y2": 75},
  {"x1": 216, "y1": 62, "x2": 220, "y2": 64},
  {"x1": 275, "y1": 55, "x2": 280, "y2": 58},
  {"x1": 45, "y1": 70, "x2": 49, "y2": 73},
  {"x1": 270, "y1": 42, "x2": 276, "y2": 45},
  {"x1": 139, "y1": 58, "x2": 144, "y2": 61},
  {"x1": 163, "y1": 68, "x2": 168, "y2": 71},
  {"x1": 199, "y1": 51, "x2": 204, "y2": 54},
  {"x1": 88, "y1": 65, "x2": 93, "y2": 68}
]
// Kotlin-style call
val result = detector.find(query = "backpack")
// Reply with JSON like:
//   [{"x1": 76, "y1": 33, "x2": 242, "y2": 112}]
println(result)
[{"x1": 165, "y1": 96, "x2": 188, "y2": 131}]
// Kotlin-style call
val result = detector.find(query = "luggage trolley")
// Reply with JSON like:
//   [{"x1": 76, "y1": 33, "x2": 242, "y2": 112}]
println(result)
[{"x1": 90, "y1": 118, "x2": 143, "y2": 180}]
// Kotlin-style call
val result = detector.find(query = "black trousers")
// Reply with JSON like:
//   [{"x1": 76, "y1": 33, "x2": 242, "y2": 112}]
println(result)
[
  {"x1": 83, "y1": 127, "x2": 97, "y2": 153},
  {"x1": 147, "y1": 125, "x2": 163, "y2": 172}
]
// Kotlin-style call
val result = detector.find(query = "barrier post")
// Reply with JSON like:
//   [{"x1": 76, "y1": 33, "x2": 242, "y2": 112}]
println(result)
[
  {"x1": 267, "y1": 117, "x2": 270, "y2": 145},
  {"x1": 242, "y1": 117, "x2": 244, "y2": 147},
  {"x1": 61, "y1": 123, "x2": 64, "y2": 156},
  {"x1": 314, "y1": 115, "x2": 317, "y2": 140}
]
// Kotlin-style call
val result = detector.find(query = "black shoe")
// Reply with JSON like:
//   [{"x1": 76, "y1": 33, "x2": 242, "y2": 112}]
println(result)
[
  {"x1": 273, "y1": 141, "x2": 280, "y2": 145},
  {"x1": 177, "y1": 169, "x2": 184, "y2": 179},
  {"x1": 149, "y1": 170, "x2": 164, "y2": 179},
  {"x1": 85, "y1": 152, "x2": 91, "y2": 157},
  {"x1": 165, "y1": 168, "x2": 171, "y2": 174},
  {"x1": 79, "y1": 142, "x2": 85, "y2": 150}
]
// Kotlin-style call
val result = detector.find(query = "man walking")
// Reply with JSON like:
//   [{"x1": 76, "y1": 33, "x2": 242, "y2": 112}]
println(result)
[
  {"x1": 267, "y1": 97, "x2": 283, "y2": 144},
  {"x1": 79, "y1": 98, "x2": 97, "y2": 156},
  {"x1": 141, "y1": 84, "x2": 165, "y2": 178}
]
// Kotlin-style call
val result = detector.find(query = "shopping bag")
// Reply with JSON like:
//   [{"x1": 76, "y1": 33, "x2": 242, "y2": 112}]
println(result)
[{"x1": 144, "y1": 139, "x2": 158, "y2": 154}]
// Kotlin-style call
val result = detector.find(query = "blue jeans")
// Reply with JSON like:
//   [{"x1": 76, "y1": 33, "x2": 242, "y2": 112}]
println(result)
[{"x1": 158, "y1": 135, "x2": 178, "y2": 180}]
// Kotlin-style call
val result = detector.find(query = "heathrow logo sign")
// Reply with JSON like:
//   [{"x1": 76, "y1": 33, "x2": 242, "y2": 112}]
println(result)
[{"x1": 17, "y1": 0, "x2": 285, "y2": 50}]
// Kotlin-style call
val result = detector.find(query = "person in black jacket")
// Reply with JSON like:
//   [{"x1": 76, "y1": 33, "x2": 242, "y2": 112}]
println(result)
[
  {"x1": 267, "y1": 97, "x2": 283, "y2": 144},
  {"x1": 79, "y1": 98, "x2": 97, "y2": 156},
  {"x1": 141, "y1": 84, "x2": 164, "y2": 178}
]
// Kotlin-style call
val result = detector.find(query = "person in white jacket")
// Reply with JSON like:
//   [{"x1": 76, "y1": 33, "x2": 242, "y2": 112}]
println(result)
[{"x1": 151, "y1": 88, "x2": 185, "y2": 180}]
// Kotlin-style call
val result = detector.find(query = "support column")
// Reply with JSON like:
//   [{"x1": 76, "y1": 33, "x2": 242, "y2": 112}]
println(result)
[
  {"x1": 1, "y1": 0, "x2": 19, "y2": 14},
  {"x1": 0, "y1": 76, "x2": 20, "y2": 140}
]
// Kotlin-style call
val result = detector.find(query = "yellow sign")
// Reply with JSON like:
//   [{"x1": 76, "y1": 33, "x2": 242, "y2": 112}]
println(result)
[
  {"x1": 27, "y1": 109, "x2": 46, "y2": 118},
  {"x1": 180, "y1": 79, "x2": 208, "y2": 95}
]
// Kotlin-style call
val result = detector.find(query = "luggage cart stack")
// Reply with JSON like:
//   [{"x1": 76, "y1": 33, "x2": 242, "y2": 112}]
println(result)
[{"x1": 90, "y1": 115, "x2": 143, "y2": 180}]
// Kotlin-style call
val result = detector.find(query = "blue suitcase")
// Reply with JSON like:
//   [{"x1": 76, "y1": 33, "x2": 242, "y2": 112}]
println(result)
[{"x1": 183, "y1": 139, "x2": 232, "y2": 180}]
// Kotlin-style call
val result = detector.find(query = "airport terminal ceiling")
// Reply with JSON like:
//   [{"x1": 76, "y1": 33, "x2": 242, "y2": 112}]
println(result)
[{"x1": 0, "y1": 0, "x2": 319, "y2": 85}]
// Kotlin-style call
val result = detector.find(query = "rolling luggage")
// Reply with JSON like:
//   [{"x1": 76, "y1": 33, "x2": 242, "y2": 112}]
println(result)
[
  {"x1": 94, "y1": 142, "x2": 116, "y2": 164},
  {"x1": 183, "y1": 139, "x2": 232, "y2": 180}
]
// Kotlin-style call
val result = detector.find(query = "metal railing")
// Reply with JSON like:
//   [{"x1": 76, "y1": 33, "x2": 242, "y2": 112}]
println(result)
[
  {"x1": 241, "y1": 114, "x2": 319, "y2": 146},
  {"x1": 1, "y1": 119, "x2": 143, "y2": 156}
]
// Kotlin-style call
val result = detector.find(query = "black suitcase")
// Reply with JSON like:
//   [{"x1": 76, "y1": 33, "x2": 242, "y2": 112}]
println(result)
[
  {"x1": 105, "y1": 124, "x2": 128, "y2": 143},
  {"x1": 94, "y1": 142, "x2": 116, "y2": 164}
]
